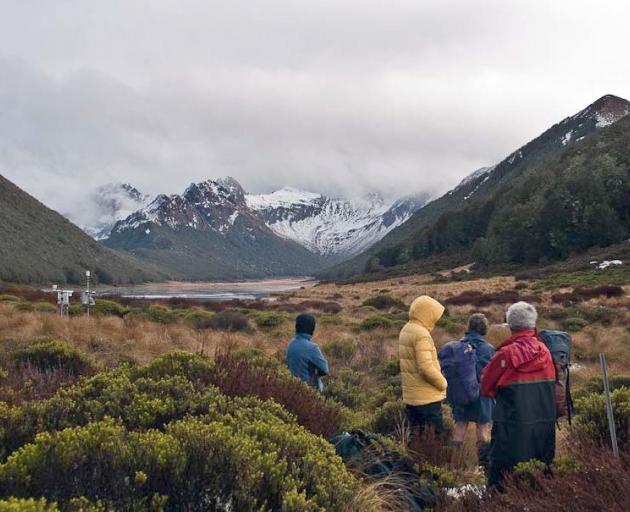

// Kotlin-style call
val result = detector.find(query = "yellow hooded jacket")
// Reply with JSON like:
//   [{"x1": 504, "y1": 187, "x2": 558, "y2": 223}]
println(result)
[{"x1": 399, "y1": 295, "x2": 447, "y2": 406}]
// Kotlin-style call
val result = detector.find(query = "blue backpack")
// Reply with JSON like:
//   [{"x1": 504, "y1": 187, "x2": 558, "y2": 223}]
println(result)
[{"x1": 438, "y1": 340, "x2": 479, "y2": 406}]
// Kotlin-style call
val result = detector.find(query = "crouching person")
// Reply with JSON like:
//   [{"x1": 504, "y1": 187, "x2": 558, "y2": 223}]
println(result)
[
  {"x1": 480, "y1": 302, "x2": 556, "y2": 489},
  {"x1": 286, "y1": 313, "x2": 329, "y2": 392},
  {"x1": 449, "y1": 313, "x2": 495, "y2": 472},
  {"x1": 399, "y1": 295, "x2": 448, "y2": 437}
]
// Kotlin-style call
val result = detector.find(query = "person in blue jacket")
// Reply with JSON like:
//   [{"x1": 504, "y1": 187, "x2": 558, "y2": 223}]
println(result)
[
  {"x1": 450, "y1": 313, "x2": 495, "y2": 471},
  {"x1": 286, "y1": 313, "x2": 329, "y2": 392}
]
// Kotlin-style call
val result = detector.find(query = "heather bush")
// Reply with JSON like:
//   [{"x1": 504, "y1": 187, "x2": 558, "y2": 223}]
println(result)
[
  {"x1": 360, "y1": 315, "x2": 393, "y2": 331},
  {"x1": 575, "y1": 374, "x2": 630, "y2": 399},
  {"x1": 323, "y1": 339, "x2": 357, "y2": 362},
  {"x1": 0, "y1": 295, "x2": 20, "y2": 303},
  {"x1": 32, "y1": 302, "x2": 57, "y2": 314},
  {"x1": 13, "y1": 302, "x2": 33, "y2": 312},
  {"x1": 0, "y1": 498, "x2": 59, "y2": 511},
  {"x1": 0, "y1": 414, "x2": 356, "y2": 510},
  {"x1": 93, "y1": 299, "x2": 128, "y2": 318},
  {"x1": 562, "y1": 317, "x2": 588, "y2": 332},
  {"x1": 184, "y1": 308, "x2": 214, "y2": 331},
  {"x1": 371, "y1": 400, "x2": 406, "y2": 435},
  {"x1": 209, "y1": 310, "x2": 250, "y2": 331},
  {"x1": 573, "y1": 388, "x2": 630, "y2": 448},
  {"x1": 143, "y1": 304, "x2": 176, "y2": 324},
  {"x1": 254, "y1": 311, "x2": 284, "y2": 328},
  {"x1": 362, "y1": 295, "x2": 406, "y2": 311},
  {"x1": 12, "y1": 340, "x2": 96, "y2": 376}
]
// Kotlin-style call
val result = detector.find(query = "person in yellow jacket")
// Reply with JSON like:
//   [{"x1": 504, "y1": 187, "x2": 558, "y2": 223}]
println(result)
[{"x1": 399, "y1": 295, "x2": 447, "y2": 435}]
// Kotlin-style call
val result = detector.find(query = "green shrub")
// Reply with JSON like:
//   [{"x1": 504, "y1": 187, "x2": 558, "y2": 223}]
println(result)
[
  {"x1": 0, "y1": 410, "x2": 356, "y2": 511},
  {"x1": 435, "y1": 314, "x2": 464, "y2": 335},
  {"x1": 183, "y1": 309, "x2": 215, "y2": 331},
  {"x1": 143, "y1": 305, "x2": 176, "y2": 324},
  {"x1": 574, "y1": 374, "x2": 630, "y2": 399},
  {"x1": 362, "y1": 295, "x2": 406, "y2": 311},
  {"x1": 322, "y1": 340, "x2": 356, "y2": 362},
  {"x1": 254, "y1": 312, "x2": 284, "y2": 328},
  {"x1": 33, "y1": 302, "x2": 57, "y2": 313},
  {"x1": 209, "y1": 310, "x2": 250, "y2": 331},
  {"x1": 377, "y1": 359, "x2": 400, "y2": 378},
  {"x1": 371, "y1": 400, "x2": 406, "y2": 435},
  {"x1": 360, "y1": 315, "x2": 393, "y2": 331},
  {"x1": 68, "y1": 304, "x2": 85, "y2": 317},
  {"x1": 12, "y1": 340, "x2": 96, "y2": 376},
  {"x1": 0, "y1": 295, "x2": 20, "y2": 303},
  {"x1": 93, "y1": 300, "x2": 128, "y2": 317},
  {"x1": 14, "y1": 302, "x2": 33, "y2": 312},
  {"x1": 562, "y1": 317, "x2": 589, "y2": 332},
  {"x1": 0, "y1": 498, "x2": 59, "y2": 511},
  {"x1": 573, "y1": 387, "x2": 630, "y2": 448}
]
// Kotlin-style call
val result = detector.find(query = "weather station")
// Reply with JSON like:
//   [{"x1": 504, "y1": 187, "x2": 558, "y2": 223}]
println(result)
[{"x1": 43, "y1": 284, "x2": 74, "y2": 318}]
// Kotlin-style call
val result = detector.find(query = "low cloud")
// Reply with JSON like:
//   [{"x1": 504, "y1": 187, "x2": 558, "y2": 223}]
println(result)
[{"x1": 1, "y1": 1, "x2": 629, "y2": 213}]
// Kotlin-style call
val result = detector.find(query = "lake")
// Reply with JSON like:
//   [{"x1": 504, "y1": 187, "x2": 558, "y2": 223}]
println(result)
[{"x1": 96, "y1": 278, "x2": 316, "y2": 301}]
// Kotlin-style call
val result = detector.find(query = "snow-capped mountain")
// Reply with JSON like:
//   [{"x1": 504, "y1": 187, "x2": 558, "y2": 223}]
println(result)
[
  {"x1": 66, "y1": 183, "x2": 150, "y2": 240},
  {"x1": 105, "y1": 178, "x2": 324, "y2": 280},
  {"x1": 247, "y1": 188, "x2": 427, "y2": 257}
]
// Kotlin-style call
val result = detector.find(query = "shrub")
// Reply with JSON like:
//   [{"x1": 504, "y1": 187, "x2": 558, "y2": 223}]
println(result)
[
  {"x1": 254, "y1": 312, "x2": 284, "y2": 328},
  {"x1": 573, "y1": 387, "x2": 630, "y2": 448},
  {"x1": 362, "y1": 295, "x2": 406, "y2": 311},
  {"x1": 0, "y1": 294, "x2": 20, "y2": 303},
  {"x1": 436, "y1": 314, "x2": 464, "y2": 336},
  {"x1": 562, "y1": 317, "x2": 588, "y2": 332},
  {"x1": 143, "y1": 304, "x2": 176, "y2": 324},
  {"x1": 93, "y1": 300, "x2": 128, "y2": 317},
  {"x1": 209, "y1": 310, "x2": 250, "y2": 331},
  {"x1": 575, "y1": 374, "x2": 630, "y2": 399},
  {"x1": 183, "y1": 309, "x2": 215, "y2": 331},
  {"x1": 0, "y1": 498, "x2": 59, "y2": 511},
  {"x1": 14, "y1": 302, "x2": 33, "y2": 312},
  {"x1": 33, "y1": 302, "x2": 57, "y2": 314},
  {"x1": 12, "y1": 341, "x2": 96, "y2": 376},
  {"x1": 323, "y1": 340, "x2": 357, "y2": 362},
  {"x1": 371, "y1": 400, "x2": 406, "y2": 435},
  {"x1": 445, "y1": 289, "x2": 537, "y2": 307},
  {"x1": 360, "y1": 315, "x2": 393, "y2": 331},
  {"x1": 210, "y1": 353, "x2": 342, "y2": 437}
]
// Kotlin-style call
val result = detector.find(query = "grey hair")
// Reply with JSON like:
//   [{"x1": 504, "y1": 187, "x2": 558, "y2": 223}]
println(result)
[
  {"x1": 506, "y1": 302, "x2": 538, "y2": 331},
  {"x1": 467, "y1": 313, "x2": 489, "y2": 335}
]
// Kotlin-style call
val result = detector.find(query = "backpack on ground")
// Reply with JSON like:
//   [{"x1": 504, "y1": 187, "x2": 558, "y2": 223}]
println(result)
[
  {"x1": 329, "y1": 430, "x2": 437, "y2": 511},
  {"x1": 438, "y1": 340, "x2": 479, "y2": 406},
  {"x1": 538, "y1": 329, "x2": 573, "y2": 423}
]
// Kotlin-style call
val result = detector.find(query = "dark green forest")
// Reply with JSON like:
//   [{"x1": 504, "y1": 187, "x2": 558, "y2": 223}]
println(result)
[{"x1": 366, "y1": 116, "x2": 630, "y2": 273}]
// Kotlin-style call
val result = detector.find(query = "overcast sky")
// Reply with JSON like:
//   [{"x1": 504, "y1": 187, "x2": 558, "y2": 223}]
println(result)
[{"x1": 1, "y1": 1, "x2": 630, "y2": 213}]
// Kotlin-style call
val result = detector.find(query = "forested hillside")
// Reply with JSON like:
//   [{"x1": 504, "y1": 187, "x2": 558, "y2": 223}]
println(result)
[
  {"x1": 321, "y1": 95, "x2": 630, "y2": 280},
  {"x1": 0, "y1": 175, "x2": 166, "y2": 284}
]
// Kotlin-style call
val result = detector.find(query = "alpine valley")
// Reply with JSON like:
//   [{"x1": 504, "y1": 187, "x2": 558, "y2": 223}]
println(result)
[{"x1": 95, "y1": 178, "x2": 428, "y2": 280}]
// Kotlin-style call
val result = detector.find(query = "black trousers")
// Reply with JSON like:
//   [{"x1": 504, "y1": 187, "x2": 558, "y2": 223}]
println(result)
[{"x1": 406, "y1": 401, "x2": 445, "y2": 436}]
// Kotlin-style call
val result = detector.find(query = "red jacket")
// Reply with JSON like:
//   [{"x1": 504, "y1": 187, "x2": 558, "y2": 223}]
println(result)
[
  {"x1": 480, "y1": 329, "x2": 556, "y2": 479},
  {"x1": 481, "y1": 329, "x2": 555, "y2": 397}
]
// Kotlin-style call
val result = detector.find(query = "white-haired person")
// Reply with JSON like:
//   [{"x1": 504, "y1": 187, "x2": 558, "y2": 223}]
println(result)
[{"x1": 480, "y1": 302, "x2": 556, "y2": 489}]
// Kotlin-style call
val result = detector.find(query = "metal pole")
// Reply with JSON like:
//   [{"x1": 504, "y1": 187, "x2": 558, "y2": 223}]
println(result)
[
  {"x1": 86, "y1": 270, "x2": 91, "y2": 318},
  {"x1": 599, "y1": 353, "x2": 619, "y2": 457}
]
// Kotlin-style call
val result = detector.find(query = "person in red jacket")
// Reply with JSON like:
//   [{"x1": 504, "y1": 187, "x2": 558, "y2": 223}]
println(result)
[{"x1": 480, "y1": 302, "x2": 556, "y2": 489}]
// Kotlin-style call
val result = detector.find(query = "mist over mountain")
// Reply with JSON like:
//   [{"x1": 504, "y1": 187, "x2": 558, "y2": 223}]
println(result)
[{"x1": 321, "y1": 94, "x2": 630, "y2": 280}]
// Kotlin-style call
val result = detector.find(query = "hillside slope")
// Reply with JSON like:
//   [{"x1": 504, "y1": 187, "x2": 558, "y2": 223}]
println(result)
[
  {"x1": 0, "y1": 175, "x2": 166, "y2": 284},
  {"x1": 321, "y1": 94, "x2": 630, "y2": 280}
]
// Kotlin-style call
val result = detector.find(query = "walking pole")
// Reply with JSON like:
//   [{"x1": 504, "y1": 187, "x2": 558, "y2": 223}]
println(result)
[{"x1": 599, "y1": 353, "x2": 619, "y2": 457}]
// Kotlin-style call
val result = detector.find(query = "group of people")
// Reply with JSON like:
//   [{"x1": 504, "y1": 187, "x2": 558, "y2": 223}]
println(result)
[{"x1": 285, "y1": 295, "x2": 557, "y2": 489}]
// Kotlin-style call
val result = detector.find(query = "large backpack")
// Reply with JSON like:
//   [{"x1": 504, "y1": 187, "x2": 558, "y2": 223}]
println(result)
[
  {"x1": 538, "y1": 329, "x2": 573, "y2": 423},
  {"x1": 329, "y1": 430, "x2": 437, "y2": 511},
  {"x1": 438, "y1": 340, "x2": 479, "y2": 406}
]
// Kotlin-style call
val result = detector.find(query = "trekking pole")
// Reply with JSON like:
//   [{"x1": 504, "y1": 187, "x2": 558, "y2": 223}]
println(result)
[{"x1": 599, "y1": 353, "x2": 619, "y2": 457}]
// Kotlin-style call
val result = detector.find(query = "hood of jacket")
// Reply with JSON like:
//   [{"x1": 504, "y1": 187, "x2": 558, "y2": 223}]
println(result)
[
  {"x1": 409, "y1": 295, "x2": 445, "y2": 331},
  {"x1": 500, "y1": 329, "x2": 549, "y2": 373}
]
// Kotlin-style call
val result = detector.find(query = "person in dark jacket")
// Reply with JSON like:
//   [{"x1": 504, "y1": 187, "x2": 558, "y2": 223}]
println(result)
[
  {"x1": 286, "y1": 314, "x2": 329, "y2": 392},
  {"x1": 480, "y1": 302, "x2": 556, "y2": 489},
  {"x1": 450, "y1": 313, "x2": 495, "y2": 472}
]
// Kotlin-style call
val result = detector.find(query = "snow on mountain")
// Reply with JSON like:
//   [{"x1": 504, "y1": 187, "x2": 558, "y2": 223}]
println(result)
[
  {"x1": 104, "y1": 177, "x2": 427, "y2": 260},
  {"x1": 65, "y1": 183, "x2": 151, "y2": 240},
  {"x1": 246, "y1": 188, "x2": 426, "y2": 258}
]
